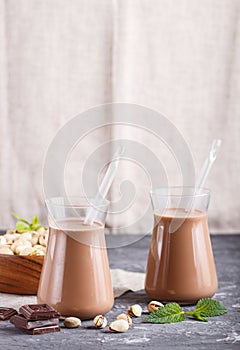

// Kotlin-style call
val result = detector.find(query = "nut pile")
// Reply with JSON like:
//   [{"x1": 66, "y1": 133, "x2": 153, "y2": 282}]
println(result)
[
  {"x1": 0, "y1": 227, "x2": 49, "y2": 256},
  {"x1": 91, "y1": 304, "x2": 143, "y2": 334},
  {"x1": 46, "y1": 300, "x2": 161, "y2": 334}
]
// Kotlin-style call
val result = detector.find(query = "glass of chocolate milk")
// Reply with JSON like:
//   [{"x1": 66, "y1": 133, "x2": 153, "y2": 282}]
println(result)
[
  {"x1": 145, "y1": 187, "x2": 218, "y2": 304},
  {"x1": 37, "y1": 197, "x2": 114, "y2": 319}
]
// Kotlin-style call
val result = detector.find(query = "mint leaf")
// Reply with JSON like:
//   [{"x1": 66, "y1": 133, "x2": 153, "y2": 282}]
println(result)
[
  {"x1": 195, "y1": 298, "x2": 227, "y2": 317},
  {"x1": 12, "y1": 213, "x2": 30, "y2": 225},
  {"x1": 145, "y1": 303, "x2": 185, "y2": 324},
  {"x1": 31, "y1": 224, "x2": 42, "y2": 231},
  {"x1": 13, "y1": 213, "x2": 46, "y2": 233},
  {"x1": 31, "y1": 216, "x2": 39, "y2": 226},
  {"x1": 16, "y1": 221, "x2": 31, "y2": 233}
]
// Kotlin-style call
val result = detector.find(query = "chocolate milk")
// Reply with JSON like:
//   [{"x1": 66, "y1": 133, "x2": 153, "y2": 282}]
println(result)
[
  {"x1": 145, "y1": 208, "x2": 218, "y2": 304},
  {"x1": 37, "y1": 219, "x2": 114, "y2": 319}
]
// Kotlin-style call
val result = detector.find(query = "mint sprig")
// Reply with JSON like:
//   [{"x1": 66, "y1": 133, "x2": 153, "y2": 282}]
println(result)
[
  {"x1": 12, "y1": 213, "x2": 46, "y2": 233},
  {"x1": 185, "y1": 298, "x2": 228, "y2": 321},
  {"x1": 145, "y1": 298, "x2": 227, "y2": 324},
  {"x1": 145, "y1": 303, "x2": 185, "y2": 324}
]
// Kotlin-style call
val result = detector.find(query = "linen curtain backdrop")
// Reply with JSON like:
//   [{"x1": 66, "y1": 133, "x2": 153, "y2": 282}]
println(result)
[{"x1": 0, "y1": 0, "x2": 239, "y2": 233}]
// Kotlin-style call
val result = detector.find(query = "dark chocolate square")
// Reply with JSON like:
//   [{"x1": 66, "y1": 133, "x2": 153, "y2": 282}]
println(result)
[
  {"x1": 19, "y1": 304, "x2": 60, "y2": 320},
  {"x1": 0, "y1": 307, "x2": 18, "y2": 320},
  {"x1": 10, "y1": 314, "x2": 59, "y2": 330}
]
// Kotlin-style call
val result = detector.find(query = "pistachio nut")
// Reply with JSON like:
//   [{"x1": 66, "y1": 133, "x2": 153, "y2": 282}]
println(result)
[
  {"x1": 21, "y1": 232, "x2": 33, "y2": 241},
  {"x1": 64, "y1": 317, "x2": 81, "y2": 328},
  {"x1": 5, "y1": 229, "x2": 16, "y2": 235},
  {"x1": 39, "y1": 236, "x2": 47, "y2": 247},
  {"x1": 37, "y1": 227, "x2": 46, "y2": 236},
  {"x1": 127, "y1": 304, "x2": 142, "y2": 317},
  {"x1": 31, "y1": 235, "x2": 39, "y2": 246},
  {"x1": 147, "y1": 300, "x2": 164, "y2": 313},
  {"x1": 19, "y1": 247, "x2": 38, "y2": 256},
  {"x1": 15, "y1": 244, "x2": 31, "y2": 255},
  {"x1": 116, "y1": 313, "x2": 132, "y2": 326},
  {"x1": 5, "y1": 233, "x2": 19, "y2": 244},
  {"x1": 4, "y1": 234, "x2": 15, "y2": 244},
  {"x1": 0, "y1": 236, "x2": 7, "y2": 245},
  {"x1": 0, "y1": 226, "x2": 48, "y2": 256},
  {"x1": 0, "y1": 245, "x2": 14, "y2": 255},
  {"x1": 93, "y1": 315, "x2": 107, "y2": 329},
  {"x1": 11, "y1": 239, "x2": 31, "y2": 253},
  {"x1": 33, "y1": 244, "x2": 46, "y2": 253},
  {"x1": 31, "y1": 249, "x2": 45, "y2": 256},
  {"x1": 109, "y1": 319, "x2": 129, "y2": 333}
]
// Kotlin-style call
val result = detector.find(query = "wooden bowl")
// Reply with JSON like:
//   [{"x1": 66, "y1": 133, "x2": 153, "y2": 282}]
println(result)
[{"x1": 0, "y1": 254, "x2": 44, "y2": 295}]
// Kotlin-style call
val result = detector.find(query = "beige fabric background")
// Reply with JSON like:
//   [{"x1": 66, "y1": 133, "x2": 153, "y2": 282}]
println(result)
[{"x1": 0, "y1": 0, "x2": 239, "y2": 233}]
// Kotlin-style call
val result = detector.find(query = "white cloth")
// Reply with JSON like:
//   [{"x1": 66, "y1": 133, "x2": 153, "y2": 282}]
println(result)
[
  {"x1": 0, "y1": 269, "x2": 145, "y2": 309},
  {"x1": 0, "y1": 0, "x2": 239, "y2": 233}
]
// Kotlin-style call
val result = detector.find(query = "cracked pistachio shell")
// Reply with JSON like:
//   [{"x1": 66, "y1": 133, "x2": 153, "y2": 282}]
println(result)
[
  {"x1": 127, "y1": 304, "x2": 142, "y2": 317},
  {"x1": 116, "y1": 313, "x2": 132, "y2": 326},
  {"x1": 109, "y1": 319, "x2": 129, "y2": 333},
  {"x1": 93, "y1": 315, "x2": 107, "y2": 328},
  {"x1": 147, "y1": 300, "x2": 164, "y2": 313},
  {"x1": 0, "y1": 245, "x2": 14, "y2": 255}
]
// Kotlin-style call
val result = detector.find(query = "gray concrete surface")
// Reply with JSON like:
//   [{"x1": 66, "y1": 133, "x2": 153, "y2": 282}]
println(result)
[{"x1": 0, "y1": 234, "x2": 239, "y2": 349}]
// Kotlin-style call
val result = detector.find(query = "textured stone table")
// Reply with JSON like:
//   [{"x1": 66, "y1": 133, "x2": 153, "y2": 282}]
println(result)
[{"x1": 0, "y1": 234, "x2": 239, "y2": 350}]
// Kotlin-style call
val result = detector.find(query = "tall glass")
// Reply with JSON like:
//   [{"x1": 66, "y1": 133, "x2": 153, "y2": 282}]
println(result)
[
  {"x1": 37, "y1": 197, "x2": 114, "y2": 319},
  {"x1": 145, "y1": 187, "x2": 218, "y2": 304}
]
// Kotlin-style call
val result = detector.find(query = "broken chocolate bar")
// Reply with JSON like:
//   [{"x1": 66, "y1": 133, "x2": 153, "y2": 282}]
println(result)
[
  {"x1": 10, "y1": 314, "x2": 59, "y2": 330},
  {"x1": 26, "y1": 325, "x2": 60, "y2": 335},
  {"x1": 19, "y1": 304, "x2": 60, "y2": 320},
  {"x1": 0, "y1": 307, "x2": 17, "y2": 320}
]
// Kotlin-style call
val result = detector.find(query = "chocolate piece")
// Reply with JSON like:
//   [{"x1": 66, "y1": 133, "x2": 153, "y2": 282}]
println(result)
[
  {"x1": 26, "y1": 325, "x2": 60, "y2": 335},
  {"x1": 19, "y1": 304, "x2": 60, "y2": 320},
  {"x1": 0, "y1": 307, "x2": 17, "y2": 320},
  {"x1": 10, "y1": 314, "x2": 59, "y2": 330}
]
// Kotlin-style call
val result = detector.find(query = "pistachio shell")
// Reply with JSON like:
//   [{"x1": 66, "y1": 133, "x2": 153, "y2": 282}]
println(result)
[
  {"x1": 21, "y1": 232, "x2": 33, "y2": 241},
  {"x1": 93, "y1": 315, "x2": 107, "y2": 328},
  {"x1": 6, "y1": 229, "x2": 16, "y2": 235},
  {"x1": 0, "y1": 246, "x2": 14, "y2": 255},
  {"x1": 109, "y1": 319, "x2": 129, "y2": 333},
  {"x1": 15, "y1": 244, "x2": 32, "y2": 254},
  {"x1": 11, "y1": 239, "x2": 31, "y2": 253},
  {"x1": 147, "y1": 300, "x2": 164, "y2": 313},
  {"x1": 39, "y1": 236, "x2": 47, "y2": 247},
  {"x1": 5, "y1": 233, "x2": 19, "y2": 244},
  {"x1": 116, "y1": 313, "x2": 132, "y2": 325},
  {"x1": 31, "y1": 236, "x2": 39, "y2": 246},
  {"x1": 19, "y1": 247, "x2": 38, "y2": 256},
  {"x1": 4, "y1": 235, "x2": 15, "y2": 244},
  {"x1": 0, "y1": 236, "x2": 7, "y2": 245},
  {"x1": 33, "y1": 244, "x2": 46, "y2": 253},
  {"x1": 64, "y1": 317, "x2": 81, "y2": 328},
  {"x1": 127, "y1": 304, "x2": 142, "y2": 317},
  {"x1": 31, "y1": 249, "x2": 45, "y2": 256},
  {"x1": 37, "y1": 227, "x2": 46, "y2": 236}
]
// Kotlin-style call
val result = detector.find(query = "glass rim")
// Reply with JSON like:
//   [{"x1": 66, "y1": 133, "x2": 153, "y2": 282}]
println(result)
[
  {"x1": 150, "y1": 186, "x2": 210, "y2": 198},
  {"x1": 45, "y1": 196, "x2": 110, "y2": 209}
]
